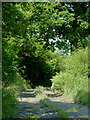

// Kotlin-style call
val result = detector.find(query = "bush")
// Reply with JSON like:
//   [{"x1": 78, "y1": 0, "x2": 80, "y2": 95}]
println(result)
[
  {"x1": 51, "y1": 72, "x2": 65, "y2": 95},
  {"x1": 74, "y1": 89, "x2": 88, "y2": 106},
  {"x1": 2, "y1": 88, "x2": 19, "y2": 118},
  {"x1": 46, "y1": 50, "x2": 65, "y2": 73},
  {"x1": 34, "y1": 86, "x2": 45, "y2": 96},
  {"x1": 2, "y1": 73, "x2": 30, "y2": 118},
  {"x1": 14, "y1": 74, "x2": 31, "y2": 91},
  {"x1": 50, "y1": 47, "x2": 88, "y2": 106},
  {"x1": 64, "y1": 47, "x2": 88, "y2": 77}
]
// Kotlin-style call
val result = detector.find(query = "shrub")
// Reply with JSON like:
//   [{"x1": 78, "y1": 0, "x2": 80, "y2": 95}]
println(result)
[
  {"x1": 2, "y1": 88, "x2": 19, "y2": 118},
  {"x1": 64, "y1": 47, "x2": 88, "y2": 77},
  {"x1": 2, "y1": 73, "x2": 30, "y2": 118},
  {"x1": 50, "y1": 47, "x2": 88, "y2": 106},
  {"x1": 33, "y1": 86, "x2": 45, "y2": 96},
  {"x1": 51, "y1": 72, "x2": 66, "y2": 95}
]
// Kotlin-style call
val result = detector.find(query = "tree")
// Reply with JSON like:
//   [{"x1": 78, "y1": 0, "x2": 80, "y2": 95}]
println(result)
[{"x1": 2, "y1": 2, "x2": 88, "y2": 87}]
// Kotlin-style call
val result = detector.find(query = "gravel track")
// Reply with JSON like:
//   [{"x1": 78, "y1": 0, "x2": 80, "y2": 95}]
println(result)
[
  {"x1": 17, "y1": 89, "x2": 58, "y2": 119},
  {"x1": 44, "y1": 90, "x2": 89, "y2": 118},
  {"x1": 17, "y1": 89, "x2": 89, "y2": 119}
]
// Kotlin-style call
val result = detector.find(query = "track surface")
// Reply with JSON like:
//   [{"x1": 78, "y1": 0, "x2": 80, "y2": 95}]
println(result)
[{"x1": 17, "y1": 89, "x2": 89, "y2": 119}]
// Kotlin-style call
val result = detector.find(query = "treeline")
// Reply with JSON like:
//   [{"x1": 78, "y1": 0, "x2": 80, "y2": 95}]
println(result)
[{"x1": 2, "y1": 2, "x2": 88, "y2": 118}]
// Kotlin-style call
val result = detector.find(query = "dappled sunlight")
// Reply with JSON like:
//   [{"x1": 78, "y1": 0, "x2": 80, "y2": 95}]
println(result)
[
  {"x1": 41, "y1": 89, "x2": 89, "y2": 118},
  {"x1": 2, "y1": 2, "x2": 88, "y2": 118},
  {"x1": 17, "y1": 89, "x2": 59, "y2": 119},
  {"x1": 79, "y1": 115, "x2": 90, "y2": 118},
  {"x1": 66, "y1": 106, "x2": 82, "y2": 112}
]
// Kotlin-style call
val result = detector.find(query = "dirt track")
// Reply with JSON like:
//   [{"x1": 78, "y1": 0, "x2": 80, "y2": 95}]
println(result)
[{"x1": 17, "y1": 89, "x2": 89, "y2": 119}]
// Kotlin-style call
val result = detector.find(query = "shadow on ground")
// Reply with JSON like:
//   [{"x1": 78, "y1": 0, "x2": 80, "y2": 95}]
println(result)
[
  {"x1": 18, "y1": 89, "x2": 58, "y2": 119},
  {"x1": 18, "y1": 89, "x2": 89, "y2": 119},
  {"x1": 46, "y1": 92, "x2": 89, "y2": 119}
]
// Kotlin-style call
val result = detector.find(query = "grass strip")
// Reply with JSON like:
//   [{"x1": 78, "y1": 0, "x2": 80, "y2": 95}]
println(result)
[
  {"x1": 40, "y1": 98, "x2": 72, "y2": 119},
  {"x1": 35, "y1": 93, "x2": 72, "y2": 119},
  {"x1": 34, "y1": 87, "x2": 72, "y2": 119}
]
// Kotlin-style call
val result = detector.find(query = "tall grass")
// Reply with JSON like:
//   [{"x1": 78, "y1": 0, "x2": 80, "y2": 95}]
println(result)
[{"x1": 51, "y1": 47, "x2": 88, "y2": 106}]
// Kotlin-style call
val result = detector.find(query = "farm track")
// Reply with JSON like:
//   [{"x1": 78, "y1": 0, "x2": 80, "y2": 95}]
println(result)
[{"x1": 17, "y1": 89, "x2": 89, "y2": 119}]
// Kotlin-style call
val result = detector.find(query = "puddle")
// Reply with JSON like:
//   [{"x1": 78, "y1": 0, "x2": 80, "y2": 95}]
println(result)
[{"x1": 66, "y1": 106, "x2": 82, "y2": 112}]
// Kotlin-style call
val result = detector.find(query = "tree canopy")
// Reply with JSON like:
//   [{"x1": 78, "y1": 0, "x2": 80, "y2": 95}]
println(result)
[{"x1": 2, "y1": 2, "x2": 88, "y2": 87}]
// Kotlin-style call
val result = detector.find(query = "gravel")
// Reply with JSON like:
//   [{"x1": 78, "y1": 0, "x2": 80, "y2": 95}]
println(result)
[
  {"x1": 17, "y1": 89, "x2": 89, "y2": 119},
  {"x1": 17, "y1": 89, "x2": 58, "y2": 119}
]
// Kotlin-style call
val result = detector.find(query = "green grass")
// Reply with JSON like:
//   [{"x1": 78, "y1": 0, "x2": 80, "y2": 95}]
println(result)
[
  {"x1": 40, "y1": 98, "x2": 72, "y2": 119},
  {"x1": 36, "y1": 93, "x2": 47, "y2": 101},
  {"x1": 66, "y1": 106, "x2": 82, "y2": 112},
  {"x1": 74, "y1": 89, "x2": 88, "y2": 107},
  {"x1": 21, "y1": 114, "x2": 41, "y2": 118},
  {"x1": 79, "y1": 115, "x2": 90, "y2": 118},
  {"x1": 34, "y1": 86, "x2": 72, "y2": 119},
  {"x1": 34, "y1": 86, "x2": 72, "y2": 118},
  {"x1": 23, "y1": 106, "x2": 41, "y2": 109}
]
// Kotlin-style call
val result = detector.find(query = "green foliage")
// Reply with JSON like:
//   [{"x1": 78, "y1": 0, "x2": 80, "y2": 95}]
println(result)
[
  {"x1": 3, "y1": 2, "x2": 88, "y2": 54},
  {"x1": 2, "y1": 73, "x2": 30, "y2": 118},
  {"x1": 34, "y1": 86, "x2": 45, "y2": 96},
  {"x1": 2, "y1": 3, "x2": 89, "y2": 118},
  {"x1": 65, "y1": 47, "x2": 88, "y2": 76},
  {"x1": 21, "y1": 114, "x2": 41, "y2": 119},
  {"x1": 2, "y1": 2, "x2": 88, "y2": 88},
  {"x1": 46, "y1": 50, "x2": 65, "y2": 73},
  {"x1": 40, "y1": 98, "x2": 72, "y2": 118},
  {"x1": 51, "y1": 47, "x2": 88, "y2": 106},
  {"x1": 2, "y1": 88, "x2": 19, "y2": 118},
  {"x1": 74, "y1": 89, "x2": 88, "y2": 107}
]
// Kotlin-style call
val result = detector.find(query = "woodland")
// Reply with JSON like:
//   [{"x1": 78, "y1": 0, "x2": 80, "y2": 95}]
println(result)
[{"x1": 2, "y1": 2, "x2": 89, "y2": 118}]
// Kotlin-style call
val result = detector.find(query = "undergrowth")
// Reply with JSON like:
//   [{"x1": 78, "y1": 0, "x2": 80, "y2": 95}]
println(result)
[
  {"x1": 2, "y1": 88, "x2": 19, "y2": 118},
  {"x1": 51, "y1": 47, "x2": 88, "y2": 107},
  {"x1": 2, "y1": 74, "x2": 30, "y2": 118}
]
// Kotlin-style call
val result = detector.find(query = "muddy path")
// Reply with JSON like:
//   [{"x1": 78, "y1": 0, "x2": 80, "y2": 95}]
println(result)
[{"x1": 17, "y1": 89, "x2": 89, "y2": 119}]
